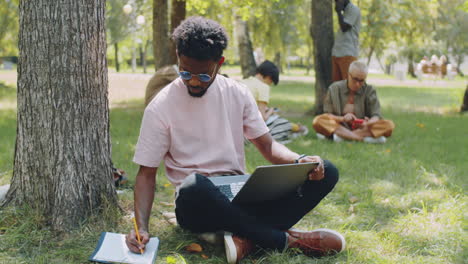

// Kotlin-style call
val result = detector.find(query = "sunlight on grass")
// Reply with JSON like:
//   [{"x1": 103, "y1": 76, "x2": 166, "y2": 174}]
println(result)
[{"x1": 386, "y1": 197, "x2": 466, "y2": 262}]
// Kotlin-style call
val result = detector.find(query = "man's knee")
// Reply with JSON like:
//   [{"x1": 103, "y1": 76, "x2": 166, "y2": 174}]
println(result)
[
  {"x1": 323, "y1": 160, "x2": 339, "y2": 188},
  {"x1": 179, "y1": 173, "x2": 198, "y2": 191},
  {"x1": 177, "y1": 173, "x2": 215, "y2": 200}
]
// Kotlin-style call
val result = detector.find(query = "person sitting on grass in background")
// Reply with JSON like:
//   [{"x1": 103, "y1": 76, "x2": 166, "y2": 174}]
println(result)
[
  {"x1": 312, "y1": 61, "x2": 395, "y2": 143},
  {"x1": 240, "y1": 60, "x2": 308, "y2": 144},
  {"x1": 125, "y1": 16, "x2": 345, "y2": 264},
  {"x1": 144, "y1": 65, "x2": 179, "y2": 106}
]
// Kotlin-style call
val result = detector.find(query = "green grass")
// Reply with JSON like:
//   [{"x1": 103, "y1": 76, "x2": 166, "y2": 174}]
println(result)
[{"x1": 1, "y1": 79, "x2": 467, "y2": 264}]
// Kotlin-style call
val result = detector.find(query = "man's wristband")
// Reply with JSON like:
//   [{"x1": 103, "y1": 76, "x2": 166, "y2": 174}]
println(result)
[{"x1": 294, "y1": 154, "x2": 307, "y2": 163}]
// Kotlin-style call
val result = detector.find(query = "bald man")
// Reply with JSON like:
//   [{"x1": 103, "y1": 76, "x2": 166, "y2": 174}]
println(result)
[{"x1": 313, "y1": 61, "x2": 394, "y2": 143}]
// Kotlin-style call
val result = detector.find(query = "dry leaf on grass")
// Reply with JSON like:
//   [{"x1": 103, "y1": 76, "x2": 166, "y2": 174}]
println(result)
[
  {"x1": 167, "y1": 218, "x2": 178, "y2": 226},
  {"x1": 159, "y1": 201, "x2": 175, "y2": 207},
  {"x1": 201, "y1": 254, "x2": 209, "y2": 259},
  {"x1": 348, "y1": 196, "x2": 359, "y2": 204},
  {"x1": 162, "y1": 212, "x2": 176, "y2": 218},
  {"x1": 185, "y1": 243, "x2": 203, "y2": 253}
]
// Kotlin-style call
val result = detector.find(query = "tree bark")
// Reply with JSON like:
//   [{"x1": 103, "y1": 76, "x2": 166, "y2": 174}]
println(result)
[
  {"x1": 2, "y1": 0, "x2": 117, "y2": 231},
  {"x1": 455, "y1": 54, "x2": 465, "y2": 77},
  {"x1": 114, "y1": 42, "x2": 120, "y2": 72},
  {"x1": 367, "y1": 46, "x2": 374, "y2": 66},
  {"x1": 461, "y1": 86, "x2": 468, "y2": 112},
  {"x1": 153, "y1": 0, "x2": 171, "y2": 70},
  {"x1": 310, "y1": 0, "x2": 334, "y2": 114},
  {"x1": 169, "y1": 0, "x2": 186, "y2": 65},
  {"x1": 143, "y1": 40, "x2": 150, "y2": 74},
  {"x1": 235, "y1": 16, "x2": 257, "y2": 79},
  {"x1": 274, "y1": 52, "x2": 283, "y2": 73}
]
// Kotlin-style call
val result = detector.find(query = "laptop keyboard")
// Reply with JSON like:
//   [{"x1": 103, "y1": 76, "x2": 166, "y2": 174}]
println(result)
[{"x1": 217, "y1": 182, "x2": 245, "y2": 200}]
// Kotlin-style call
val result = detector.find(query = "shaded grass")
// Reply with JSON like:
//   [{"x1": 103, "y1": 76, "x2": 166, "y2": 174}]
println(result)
[
  {"x1": 0, "y1": 80, "x2": 467, "y2": 263},
  {"x1": 0, "y1": 81, "x2": 16, "y2": 100}
]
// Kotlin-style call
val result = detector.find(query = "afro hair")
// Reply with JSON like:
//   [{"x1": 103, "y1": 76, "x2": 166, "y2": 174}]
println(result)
[{"x1": 172, "y1": 16, "x2": 228, "y2": 61}]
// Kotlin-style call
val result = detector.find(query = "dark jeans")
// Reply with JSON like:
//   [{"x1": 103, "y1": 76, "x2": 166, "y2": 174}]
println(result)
[{"x1": 175, "y1": 160, "x2": 339, "y2": 250}]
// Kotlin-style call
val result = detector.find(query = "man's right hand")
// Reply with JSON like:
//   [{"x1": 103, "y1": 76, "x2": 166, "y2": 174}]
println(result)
[
  {"x1": 343, "y1": 113, "x2": 357, "y2": 123},
  {"x1": 125, "y1": 229, "x2": 150, "y2": 254}
]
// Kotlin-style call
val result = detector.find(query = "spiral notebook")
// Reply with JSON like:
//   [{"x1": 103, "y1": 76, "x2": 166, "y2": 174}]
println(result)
[{"x1": 89, "y1": 232, "x2": 159, "y2": 264}]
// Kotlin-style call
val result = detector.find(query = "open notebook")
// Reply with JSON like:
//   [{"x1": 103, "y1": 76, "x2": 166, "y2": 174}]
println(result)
[{"x1": 89, "y1": 232, "x2": 159, "y2": 264}]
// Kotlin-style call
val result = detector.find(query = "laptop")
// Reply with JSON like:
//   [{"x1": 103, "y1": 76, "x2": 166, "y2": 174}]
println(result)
[{"x1": 208, "y1": 162, "x2": 319, "y2": 204}]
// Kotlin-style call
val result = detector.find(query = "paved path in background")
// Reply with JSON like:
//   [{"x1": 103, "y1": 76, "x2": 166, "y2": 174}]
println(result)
[{"x1": 0, "y1": 71, "x2": 465, "y2": 108}]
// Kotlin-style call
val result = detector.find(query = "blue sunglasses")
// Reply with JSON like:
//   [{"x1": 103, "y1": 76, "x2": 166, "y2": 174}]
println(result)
[{"x1": 178, "y1": 65, "x2": 218, "y2": 83}]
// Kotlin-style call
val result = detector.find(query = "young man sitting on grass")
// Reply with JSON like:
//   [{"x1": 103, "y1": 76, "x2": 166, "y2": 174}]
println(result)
[
  {"x1": 313, "y1": 61, "x2": 395, "y2": 143},
  {"x1": 240, "y1": 60, "x2": 308, "y2": 144},
  {"x1": 125, "y1": 16, "x2": 345, "y2": 263}
]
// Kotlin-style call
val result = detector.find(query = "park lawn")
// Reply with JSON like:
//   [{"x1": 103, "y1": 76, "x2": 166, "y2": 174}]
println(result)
[{"x1": 0, "y1": 80, "x2": 467, "y2": 264}]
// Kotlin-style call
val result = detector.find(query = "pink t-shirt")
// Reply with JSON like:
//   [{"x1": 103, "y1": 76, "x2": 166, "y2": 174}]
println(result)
[{"x1": 133, "y1": 75, "x2": 269, "y2": 186}]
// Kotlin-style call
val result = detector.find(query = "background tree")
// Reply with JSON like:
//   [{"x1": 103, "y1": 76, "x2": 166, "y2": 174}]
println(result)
[
  {"x1": 134, "y1": 0, "x2": 153, "y2": 73},
  {"x1": 0, "y1": 0, "x2": 19, "y2": 57},
  {"x1": 435, "y1": 0, "x2": 468, "y2": 76},
  {"x1": 310, "y1": 0, "x2": 334, "y2": 114},
  {"x1": 394, "y1": 0, "x2": 438, "y2": 77},
  {"x1": 2, "y1": 0, "x2": 117, "y2": 231},
  {"x1": 153, "y1": 0, "x2": 186, "y2": 70},
  {"x1": 153, "y1": 0, "x2": 171, "y2": 70},
  {"x1": 169, "y1": 0, "x2": 187, "y2": 64},
  {"x1": 359, "y1": 0, "x2": 394, "y2": 67},
  {"x1": 107, "y1": 0, "x2": 133, "y2": 72},
  {"x1": 235, "y1": 15, "x2": 257, "y2": 78},
  {"x1": 249, "y1": 0, "x2": 306, "y2": 73},
  {"x1": 461, "y1": 86, "x2": 468, "y2": 112}
]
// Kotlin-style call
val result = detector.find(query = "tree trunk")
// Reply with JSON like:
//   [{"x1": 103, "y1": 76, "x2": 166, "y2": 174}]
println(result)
[
  {"x1": 306, "y1": 40, "x2": 313, "y2": 75},
  {"x1": 274, "y1": 52, "x2": 283, "y2": 73},
  {"x1": 461, "y1": 86, "x2": 468, "y2": 112},
  {"x1": 114, "y1": 42, "x2": 120, "y2": 72},
  {"x1": 455, "y1": 54, "x2": 465, "y2": 77},
  {"x1": 310, "y1": 0, "x2": 334, "y2": 114},
  {"x1": 153, "y1": 0, "x2": 171, "y2": 70},
  {"x1": 2, "y1": 0, "x2": 117, "y2": 231},
  {"x1": 235, "y1": 15, "x2": 256, "y2": 79},
  {"x1": 169, "y1": 0, "x2": 186, "y2": 65},
  {"x1": 131, "y1": 46, "x2": 137, "y2": 72},
  {"x1": 143, "y1": 40, "x2": 150, "y2": 74},
  {"x1": 407, "y1": 52, "x2": 416, "y2": 78},
  {"x1": 366, "y1": 46, "x2": 374, "y2": 66}
]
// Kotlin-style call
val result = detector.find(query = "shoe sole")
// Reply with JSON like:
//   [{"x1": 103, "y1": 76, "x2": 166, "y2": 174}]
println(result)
[
  {"x1": 333, "y1": 134, "x2": 344, "y2": 143},
  {"x1": 224, "y1": 232, "x2": 237, "y2": 264},
  {"x1": 289, "y1": 228, "x2": 346, "y2": 252},
  {"x1": 198, "y1": 232, "x2": 223, "y2": 245},
  {"x1": 316, "y1": 133, "x2": 326, "y2": 140}
]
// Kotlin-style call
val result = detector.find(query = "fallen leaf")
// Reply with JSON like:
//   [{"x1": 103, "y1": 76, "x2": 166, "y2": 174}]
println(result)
[
  {"x1": 385, "y1": 149, "x2": 391, "y2": 153},
  {"x1": 164, "y1": 183, "x2": 171, "y2": 187},
  {"x1": 348, "y1": 196, "x2": 359, "y2": 203},
  {"x1": 162, "y1": 212, "x2": 176, "y2": 218},
  {"x1": 167, "y1": 218, "x2": 178, "y2": 226},
  {"x1": 166, "y1": 256, "x2": 177, "y2": 264},
  {"x1": 201, "y1": 254, "x2": 209, "y2": 259},
  {"x1": 186, "y1": 243, "x2": 203, "y2": 253},
  {"x1": 416, "y1": 123, "x2": 425, "y2": 128},
  {"x1": 159, "y1": 201, "x2": 175, "y2": 207}
]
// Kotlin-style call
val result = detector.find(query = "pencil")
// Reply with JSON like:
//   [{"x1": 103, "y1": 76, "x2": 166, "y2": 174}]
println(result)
[{"x1": 132, "y1": 217, "x2": 145, "y2": 254}]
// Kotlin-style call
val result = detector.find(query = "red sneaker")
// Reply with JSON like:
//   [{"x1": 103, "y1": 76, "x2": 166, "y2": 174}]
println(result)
[
  {"x1": 224, "y1": 232, "x2": 255, "y2": 264},
  {"x1": 287, "y1": 228, "x2": 345, "y2": 257}
]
